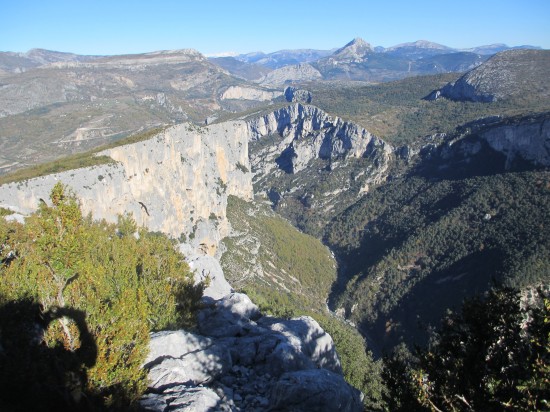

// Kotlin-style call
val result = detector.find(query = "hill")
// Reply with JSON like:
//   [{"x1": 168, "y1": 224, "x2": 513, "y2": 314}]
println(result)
[{"x1": 427, "y1": 49, "x2": 550, "y2": 102}]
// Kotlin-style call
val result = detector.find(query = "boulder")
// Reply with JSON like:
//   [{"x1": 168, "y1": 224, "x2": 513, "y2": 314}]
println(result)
[
  {"x1": 140, "y1": 292, "x2": 363, "y2": 412},
  {"x1": 197, "y1": 292, "x2": 261, "y2": 337},
  {"x1": 144, "y1": 330, "x2": 232, "y2": 390},
  {"x1": 259, "y1": 316, "x2": 342, "y2": 374},
  {"x1": 269, "y1": 369, "x2": 363, "y2": 412}
]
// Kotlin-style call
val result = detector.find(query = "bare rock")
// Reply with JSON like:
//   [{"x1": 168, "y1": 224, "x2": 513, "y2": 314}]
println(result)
[
  {"x1": 144, "y1": 330, "x2": 232, "y2": 391},
  {"x1": 141, "y1": 386, "x2": 222, "y2": 412},
  {"x1": 284, "y1": 87, "x2": 312, "y2": 103},
  {"x1": 221, "y1": 86, "x2": 281, "y2": 101},
  {"x1": 269, "y1": 369, "x2": 363, "y2": 412}
]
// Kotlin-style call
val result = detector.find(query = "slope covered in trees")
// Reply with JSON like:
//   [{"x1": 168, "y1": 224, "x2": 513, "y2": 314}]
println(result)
[{"x1": 326, "y1": 169, "x2": 550, "y2": 349}]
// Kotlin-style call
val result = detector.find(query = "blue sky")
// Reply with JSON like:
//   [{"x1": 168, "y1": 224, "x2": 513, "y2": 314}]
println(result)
[{"x1": 1, "y1": 0, "x2": 549, "y2": 55}]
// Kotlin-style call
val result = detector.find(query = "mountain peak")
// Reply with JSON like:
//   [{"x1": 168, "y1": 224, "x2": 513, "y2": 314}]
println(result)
[
  {"x1": 333, "y1": 37, "x2": 373, "y2": 60},
  {"x1": 348, "y1": 37, "x2": 369, "y2": 46}
]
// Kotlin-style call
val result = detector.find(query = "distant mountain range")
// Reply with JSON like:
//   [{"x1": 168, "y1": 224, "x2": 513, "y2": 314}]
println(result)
[
  {"x1": 1, "y1": 38, "x2": 541, "y2": 83},
  {"x1": 211, "y1": 38, "x2": 541, "y2": 83}
]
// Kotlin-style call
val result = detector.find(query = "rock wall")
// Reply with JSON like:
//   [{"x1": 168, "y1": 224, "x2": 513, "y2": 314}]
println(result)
[
  {"x1": 479, "y1": 115, "x2": 550, "y2": 168},
  {"x1": 0, "y1": 121, "x2": 253, "y2": 256},
  {"x1": 247, "y1": 103, "x2": 392, "y2": 175},
  {"x1": 428, "y1": 113, "x2": 550, "y2": 171}
]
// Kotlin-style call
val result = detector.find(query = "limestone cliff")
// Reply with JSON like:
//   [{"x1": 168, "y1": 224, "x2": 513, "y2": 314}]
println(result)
[
  {"x1": 0, "y1": 103, "x2": 392, "y2": 256},
  {"x1": 247, "y1": 103, "x2": 392, "y2": 175},
  {"x1": 427, "y1": 112, "x2": 550, "y2": 172},
  {"x1": 479, "y1": 114, "x2": 550, "y2": 168},
  {"x1": 0, "y1": 121, "x2": 253, "y2": 256}
]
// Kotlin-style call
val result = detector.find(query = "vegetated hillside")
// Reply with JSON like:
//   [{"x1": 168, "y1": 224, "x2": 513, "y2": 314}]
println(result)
[
  {"x1": 222, "y1": 195, "x2": 337, "y2": 314},
  {"x1": 308, "y1": 71, "x2": 550, "y2": 146},
  {"x1": 325, "y1": 167, "x2": 550, "y2": 350}
]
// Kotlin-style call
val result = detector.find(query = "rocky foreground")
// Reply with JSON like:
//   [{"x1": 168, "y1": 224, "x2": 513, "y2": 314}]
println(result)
[{"x1": 140, "y1": 293, "x2": 363, "y2": 412}]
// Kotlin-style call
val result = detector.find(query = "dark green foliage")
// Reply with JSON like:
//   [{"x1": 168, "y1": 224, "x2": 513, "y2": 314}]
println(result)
[
  {"x1": 0, "y1": 183, "x2": 203, "y2": 409},
  {"x1": 383, "y1": 288, "x2": 549, "y2": 411},
  {"x1": 326, "y1": 170, "x2": 550, "y2": 349}
]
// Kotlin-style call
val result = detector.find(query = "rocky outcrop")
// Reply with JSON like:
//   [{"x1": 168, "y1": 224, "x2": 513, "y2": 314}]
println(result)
[
  {"x1": 140, "y1": 293, "x2": 363, "y2": 412},
  {"x1": 258, "y1": 63, "x2": 322, "y2": 85},
  {"x1": 426, "y1": 49, "x2": 550, "y2": 102},
  {"x1": 478, "y1": 114, "x2": 550, "y2": 168},
  {"x1": 247, "y1": 104, "x2": 392, "y2": 175},
  {"x1": 221, "y1": 86, "x2": 282, "y2": 101},
  {"x1": 284, "y1": 86, "x2": 312, "y2": 103}
]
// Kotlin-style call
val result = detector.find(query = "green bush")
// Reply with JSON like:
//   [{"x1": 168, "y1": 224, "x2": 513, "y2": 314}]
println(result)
[
  {"x1": 383, "y1": 288, "x2": 549, "y2": 411},
  {"x1": 0, "y1": 183, "x2": 203, "y2": 409}
]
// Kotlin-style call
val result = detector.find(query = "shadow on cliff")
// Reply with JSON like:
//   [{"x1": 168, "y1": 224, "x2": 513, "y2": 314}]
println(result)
[{"x1": 0, "y1": 298, "x2": 103, "y2": 412}]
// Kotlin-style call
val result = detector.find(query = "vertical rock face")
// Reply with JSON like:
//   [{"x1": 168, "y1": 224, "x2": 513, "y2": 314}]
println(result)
[
  {"x1": 424, "y1": 113, "x2": 550, "y2": 172},
  {"x1": 247, "y1": 103, "x2": 392, "y2": 175},
  {"x1": 0, "y1": 121, "x2": 253, "y2": 256},
  {"x1": 479, "y1": 115, "x2": 550, "y2": 168}
]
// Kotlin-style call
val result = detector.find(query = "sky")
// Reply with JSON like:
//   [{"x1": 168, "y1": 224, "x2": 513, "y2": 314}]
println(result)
[{"x1": 1, "y1": 0, "x2": 549, "y2": 56}]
